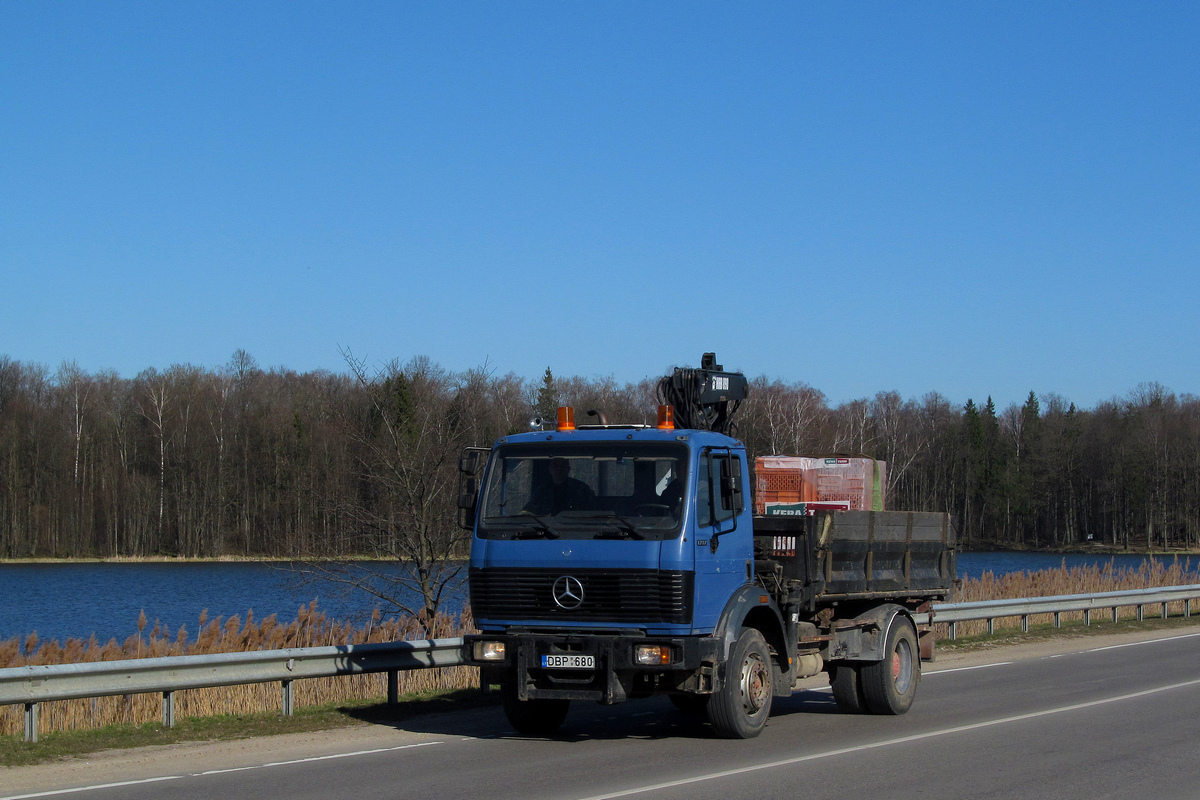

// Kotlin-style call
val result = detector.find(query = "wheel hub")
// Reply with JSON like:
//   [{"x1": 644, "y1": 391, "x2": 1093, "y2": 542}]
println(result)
[
  {"x1": 892, "y1": 638, "x2": 913, "y2": 694},
  {"x1": 740, "y1": 652, "x2": 770, "y2": 714}
]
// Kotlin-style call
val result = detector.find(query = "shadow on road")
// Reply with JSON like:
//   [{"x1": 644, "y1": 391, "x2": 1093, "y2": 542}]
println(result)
[{"x1": 337, "y1": 688, "x2": 842, "y2": 742}]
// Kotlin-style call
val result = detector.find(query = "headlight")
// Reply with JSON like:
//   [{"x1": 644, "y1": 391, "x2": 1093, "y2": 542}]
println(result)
[
  {"x1": 473, "y1": 641, "x2": 507, "y2": 661},
  {"x1": 634, "y1": 644, "x2": 672, "y2": 666}
]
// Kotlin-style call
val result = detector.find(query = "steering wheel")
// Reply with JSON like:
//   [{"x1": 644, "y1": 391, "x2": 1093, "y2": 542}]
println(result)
[{"x1": 633, "y1": 503, "x2": 672, "y2": 517}]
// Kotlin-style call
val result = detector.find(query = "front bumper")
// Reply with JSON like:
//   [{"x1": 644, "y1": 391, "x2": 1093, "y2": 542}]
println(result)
[{"x1": 464, "y1": 632, "x2": 721, "y2": 703}]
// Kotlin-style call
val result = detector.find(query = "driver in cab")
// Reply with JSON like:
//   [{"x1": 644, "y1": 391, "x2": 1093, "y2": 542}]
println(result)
[{"x1": 525, "y1": 458, "x2": 595, "y2": 515}]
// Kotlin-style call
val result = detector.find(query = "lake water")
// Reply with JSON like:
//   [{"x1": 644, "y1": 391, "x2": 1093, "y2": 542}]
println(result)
[
  {"x1": 2, "y1": 553, "x2": 1197, "y2": 646},
  {"x1": 0, "y1": 562, "x2": 467, "y2": 647}
]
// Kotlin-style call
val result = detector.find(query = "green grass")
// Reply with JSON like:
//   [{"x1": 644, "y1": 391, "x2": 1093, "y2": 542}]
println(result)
[{"x1": 0, "y1": 688, "x2": 500, "y2": 768}]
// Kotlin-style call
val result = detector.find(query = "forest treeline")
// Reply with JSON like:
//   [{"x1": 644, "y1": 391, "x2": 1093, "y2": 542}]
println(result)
[{"x1": 2, "y1": 351, "x2": 1198, "y2": 560}]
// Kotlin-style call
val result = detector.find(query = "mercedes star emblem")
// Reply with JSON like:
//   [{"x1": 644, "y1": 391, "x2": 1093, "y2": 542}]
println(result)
[{"x1": 552, "y1": 575, "x2": 584, "y2": 610}]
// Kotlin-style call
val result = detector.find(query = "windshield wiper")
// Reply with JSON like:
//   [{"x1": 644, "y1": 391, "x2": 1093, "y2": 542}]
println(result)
[
  {"x1": 521, "y1": 514, "x2": 561, "y2": 539},
  {"x1": 483, "y1": 514, "x2": 561, "y2": 540},
  {"x1": 556, "y1": 511, "x2": 645, "y2": 540}
]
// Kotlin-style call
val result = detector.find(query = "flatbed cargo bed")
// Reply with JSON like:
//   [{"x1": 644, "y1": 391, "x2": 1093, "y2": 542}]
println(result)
[{"x1": 753, "y1": 511, "x2": 957, "y2": 611}]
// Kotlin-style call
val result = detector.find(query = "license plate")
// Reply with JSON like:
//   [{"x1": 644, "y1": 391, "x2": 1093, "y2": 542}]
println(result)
[{"x1": 541, "y1": 654, "x2": 595, "y2": 669}]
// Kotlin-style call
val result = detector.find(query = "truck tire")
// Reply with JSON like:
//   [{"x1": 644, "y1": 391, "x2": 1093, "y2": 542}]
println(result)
[
  {"x1": 860, "y1": 617, "x2": 919, "y2": 715},
  {"x1": 829, "y1": 664, "x2": 867, "y2": 714},
  {"x1": 707, "y1": 628, "x2": 773, "y2": 739},
  {"x1": 500, "y1": 681, "x2": 570, "y2": 736}
]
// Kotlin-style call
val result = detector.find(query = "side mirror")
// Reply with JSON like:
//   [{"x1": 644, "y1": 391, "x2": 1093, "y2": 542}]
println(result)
[
  {"x1": 459, "y1": 450, "x2": 482, "y2": 475},
  {"x1": 457, "y1": 477, "x2": 477, "y2": 510},
  {"x1": 719, "y1": 457, "x2": 744, "y2": 513},
  {"x1": 456, "y1": 447, "x2": 490, "y2": 530}
]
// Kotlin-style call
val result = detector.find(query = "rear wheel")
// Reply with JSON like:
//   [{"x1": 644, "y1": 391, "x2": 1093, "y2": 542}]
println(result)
[
  {"x1": 707, "y1": 628, "x2": 773, "y2": 739},
  {"x1": 829, "y1": 664, "x2": 867, "y2": 713},
  {"x1": 500, "y1": 680, "x2": 570, "y2": 735},
  {"x1": 860, "y1": 618, "x2": 919, "y2": 715}
]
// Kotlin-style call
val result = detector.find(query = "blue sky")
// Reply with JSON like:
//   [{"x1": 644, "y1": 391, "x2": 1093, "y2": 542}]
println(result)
[{"x1": 2, "y1": 2, "x2": 1197, "y2": 410}]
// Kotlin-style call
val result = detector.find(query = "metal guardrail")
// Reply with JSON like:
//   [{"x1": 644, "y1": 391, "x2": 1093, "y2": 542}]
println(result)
[
  {"x1": 1, "y1": 638, "x2": 466, "y2": 743},
  {"x1": 5, "y1": 584, "x2": 1200, "y2": 743},
  {"x1": 912, "y1": 583, "x2": 1200, "y2": 637}
]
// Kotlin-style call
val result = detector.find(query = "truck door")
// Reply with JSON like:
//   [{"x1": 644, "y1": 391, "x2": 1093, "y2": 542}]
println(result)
[{"x1": 692, "y1": 448, "x2": 749, "y2": 630}]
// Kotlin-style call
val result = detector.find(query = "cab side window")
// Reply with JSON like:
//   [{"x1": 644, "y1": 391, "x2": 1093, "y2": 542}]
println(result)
[{"x1": 698, "y1": 453, "x2": 742, "y2": 527}]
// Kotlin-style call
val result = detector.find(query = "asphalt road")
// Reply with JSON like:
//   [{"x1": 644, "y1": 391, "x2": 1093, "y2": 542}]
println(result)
[{"x1": 6, "y1": 631, "x2": 1200, "y2": 800}]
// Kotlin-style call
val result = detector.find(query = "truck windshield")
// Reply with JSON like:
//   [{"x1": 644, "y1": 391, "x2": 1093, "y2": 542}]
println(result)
[{"x1": 478, "y1": 443, "x2": 688, "y2": 541}]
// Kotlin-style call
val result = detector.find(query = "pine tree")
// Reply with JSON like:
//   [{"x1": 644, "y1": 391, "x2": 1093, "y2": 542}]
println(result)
[
  {"x1": 981, "y1": 397, "x2": 1004, "y2": 542},
  {"x1": 535, "y1": 367, "x2": 559, "y2": 423},
  {"x1": 1015, "y1": 391, "x2": 1042, "y2": 545},
  {"x1": 961, "y1": 399, "x2": 984, "y2": 544}
]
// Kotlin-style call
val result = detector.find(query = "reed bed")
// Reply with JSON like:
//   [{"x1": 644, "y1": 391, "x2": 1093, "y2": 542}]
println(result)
[
  {"x1": 939, "y1": 557, "x2": 1200, "y2": 639},
  {"x1": 0, "y1": 602, "x2": 477, "y2": 738}
]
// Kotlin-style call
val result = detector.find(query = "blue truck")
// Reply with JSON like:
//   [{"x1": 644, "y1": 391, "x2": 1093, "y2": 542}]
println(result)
[{"x1": 460, "y1": 355, "x2": 956, "y2": 738}]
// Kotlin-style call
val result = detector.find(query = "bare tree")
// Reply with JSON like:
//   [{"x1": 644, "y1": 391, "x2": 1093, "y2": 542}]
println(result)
[
  {"x1": 742, "y1": 378, "x2": 828, "y2": 456},
  {"x1": 136, "y1": 368, "x2": 172, "y2": 550},
  {"x1": 295, "y1": 351, "x2": 472, "y2": 632}
]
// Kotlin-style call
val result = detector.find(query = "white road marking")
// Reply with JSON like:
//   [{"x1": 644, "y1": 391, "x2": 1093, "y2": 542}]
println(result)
[
  {"x1": 926, "y1": 661, "x2": 1013, "y2": 675},
  {"x1": 1086, "y1": 630, "x2": 1200, "y2": 653},
  {"x1": 928, "y1": 629, "x2": 1200, "y2": 673},
  {"x1": 0, "y1": 742, "x2": 443, "y2": 800},
  {"x1": 0, "y1": 777, "x2": 183, "y2": 800},
  {"x1": 575, "y1": 677, "x2": 1200, "y2": 800}
]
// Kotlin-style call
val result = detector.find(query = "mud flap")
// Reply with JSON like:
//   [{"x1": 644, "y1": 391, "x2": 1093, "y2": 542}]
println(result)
[{"x1": 919, "y1": 627, "x2": 935, "y2": 662}]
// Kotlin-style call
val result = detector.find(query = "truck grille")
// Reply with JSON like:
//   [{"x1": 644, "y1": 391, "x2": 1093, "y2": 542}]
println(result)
[{"x1": 470, "y1": 568, "x2": 693, "y2": 625}]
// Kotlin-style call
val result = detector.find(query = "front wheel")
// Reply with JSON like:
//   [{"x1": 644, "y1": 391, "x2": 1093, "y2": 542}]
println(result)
[
  {"x1": 707, "y1": 628, "x2": 774, "y2": 738},
  {"x1": 500, "y1": 680, "x2": 570, "y2": 736},
  {"x1": 860, "y1": 618, "x2": 919, "y2": 715}
]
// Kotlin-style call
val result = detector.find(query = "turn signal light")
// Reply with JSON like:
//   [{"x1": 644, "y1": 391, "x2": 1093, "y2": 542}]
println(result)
[
  {"x1": 656, "y1": 405, "x2": 674, "y2": 430},
  {"x1": 557, "y1": 406, "x2": 576, "y2": 431}
]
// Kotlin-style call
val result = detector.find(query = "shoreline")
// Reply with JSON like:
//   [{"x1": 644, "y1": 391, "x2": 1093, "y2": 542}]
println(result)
[
  {"x1": 960, "y1": 542, "x2": 1200, "y2": 556},
  {"x1": 0, "y1": 555, "x2": 400, "y2": 565},
  {"x1": 5, "y1": 549, "x2": 1200, "y2": 564}
]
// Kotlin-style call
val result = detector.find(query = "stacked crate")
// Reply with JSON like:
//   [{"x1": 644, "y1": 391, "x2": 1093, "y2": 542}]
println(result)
[{"x1": 754, "y1": 456, "x2": 886, "y2": 516}]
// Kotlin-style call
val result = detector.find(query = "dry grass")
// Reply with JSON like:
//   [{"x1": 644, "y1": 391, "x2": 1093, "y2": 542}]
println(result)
[
  {"x1": 940, "y1": 557, "x2": 1200, "y2": 638},
  {"x1": 0, "y1": 602, "x2": 477, "y2": 738}
]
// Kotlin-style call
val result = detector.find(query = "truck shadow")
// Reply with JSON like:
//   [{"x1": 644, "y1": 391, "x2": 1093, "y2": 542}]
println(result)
[
  {"x1": 339, "y1": 689, "x2": 842, "y2": 742},
  {"x1": 768, "y1": 688, "x2": 843, "y2": 716}
]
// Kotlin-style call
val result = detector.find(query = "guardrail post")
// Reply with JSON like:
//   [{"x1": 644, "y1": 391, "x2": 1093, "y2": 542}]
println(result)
[
  {"x1": 1137, "y1": 604, "x2": 1144, "y2": 622},
  {"x1": 1112, "y1": 607, "x2": 1118, "y2": 623},
  {"x1": 1021, "y1": 615, "x2": 1029, "y2": 633},
  {"x1": 24, "y1": 702, "x2": 39, "y2": 743},
  {"x1": 1162, "y1": 602, "x2": 1169, "y2": 619},
  {"x1": 1187, "y1": 599, "x2": 1192, "y2": 618},
  {"x1": 1084, "y1": 609, "x2": 1091, "y2": 626},
  {"x1": 1053, "y1": 612, "x2": 1061, "y2": 628},
  {"x1": 388, "y1": 670, "x2": 399, "y2": 705},
  {"x1": 162, "y1": 691, "x2": 175, "y2": 728},
  {"x1": 986, "y1": 618, "x2": 994, "y2": 635},
  {"x1": 948, "y1": 622, "x2": 956, "y2": 640},
  {"x1": 281, "y1": 680, "x2": 294, "y2": 717}
]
